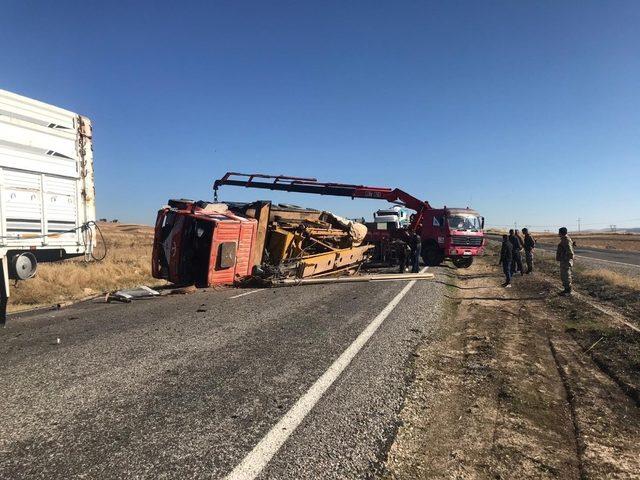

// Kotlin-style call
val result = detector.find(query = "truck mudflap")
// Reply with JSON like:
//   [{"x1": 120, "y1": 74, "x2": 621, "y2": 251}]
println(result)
[{"x1": 0, "y1": 256, "x2": 9, "y2": 326}]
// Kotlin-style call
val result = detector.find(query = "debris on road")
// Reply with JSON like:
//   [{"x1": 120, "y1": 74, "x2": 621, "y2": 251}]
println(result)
[
  {"x1": 271, "y1": 272, "x2": 434, "y2": 286},
  {"x1": 106, "y1": 286, "x2": 160, "y2": 303},
  {"x1": 166, "y1": 285, "x2": 198, "y2": 295},
  {"x1": 105, "y1": 293, "x2": 130, "y2": 303}
]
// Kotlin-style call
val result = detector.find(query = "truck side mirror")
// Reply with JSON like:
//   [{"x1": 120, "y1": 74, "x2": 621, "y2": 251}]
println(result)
[{"x1": 481, "y1": 217, "x2": 485, "y2": 229}]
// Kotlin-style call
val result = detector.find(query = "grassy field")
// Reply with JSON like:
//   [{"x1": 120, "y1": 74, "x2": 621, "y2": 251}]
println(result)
[
  {"x1": 9, "y1": 222, "x2": 162, "y2": 312},
  {"x1": 582, "y1": 268, "x2": 640, "y2": 291},
  {"x1": 534, "y1": 232, "x2": 640, "y2": 252},
  {"x1": 487, "y1": 230, "x2": 640, "y2": 252}
]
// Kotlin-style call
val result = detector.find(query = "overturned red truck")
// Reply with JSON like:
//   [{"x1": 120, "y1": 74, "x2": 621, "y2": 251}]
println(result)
[
  {"x1": 152, "y1": 173, "x2": 485, "y2": 287},
  {"x1": 152, "y1": 198, "x2": 373, "y2": 287}
]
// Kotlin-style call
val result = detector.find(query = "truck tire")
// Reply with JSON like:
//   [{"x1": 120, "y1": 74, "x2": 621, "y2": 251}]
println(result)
[
  {"x1": 9, "y1": 252, "x2": 38, "y2": 280},
  {"x1": 422, "y1": 244, "x2": 444, "y2": 266},
  {"x1": 451, "y1": 256, "x2": 473, "y2": 268}
]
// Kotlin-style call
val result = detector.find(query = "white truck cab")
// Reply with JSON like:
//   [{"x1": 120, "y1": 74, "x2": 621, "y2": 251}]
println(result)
[{"x1": 373, "y1": 206, "x2": 409, "y2": 228}]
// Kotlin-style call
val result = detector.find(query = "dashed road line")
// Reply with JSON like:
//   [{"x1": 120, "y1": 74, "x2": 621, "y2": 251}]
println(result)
[{"x1": 230, "y1": 290, "x2": 262, "y2": 299}]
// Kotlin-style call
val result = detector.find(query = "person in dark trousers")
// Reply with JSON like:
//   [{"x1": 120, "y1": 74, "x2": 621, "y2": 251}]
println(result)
[
  {"x1": 515, "y1": 229, "x2": 525, "y2": 272},
  {"x1": 522, "y1": 227, "x2": 536, "y2": 273},
  {"x1": 499, "y1": 234, "x2": 513, "y2": 287},
  {"x1": 396, "y1": 240, "x2": 411, "y2": 273},
  {"x1": 409, "y1": 230, "x2": 422, "y2": 273},
  {"x1": 509, "y1": 229, "x2": 524, "y2": 275}
]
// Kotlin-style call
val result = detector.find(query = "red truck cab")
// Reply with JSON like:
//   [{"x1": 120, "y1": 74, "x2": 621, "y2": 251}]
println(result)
[
  {"x1": 152, "y1": 199, "x2": 257, "y2": 286},
  {"x1": 419, "y1": 207, "x2": 484, "y2": 267}
]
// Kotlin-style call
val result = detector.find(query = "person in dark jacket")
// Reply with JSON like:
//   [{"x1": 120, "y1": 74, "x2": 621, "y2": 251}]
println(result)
[
  {"x1": 409, "y1": 230, "x2": 422, "y2": 273},
  {"x1": 522, "y1": 227, "x2": 536, "y2": 273},
  {"x1": 509, "y1": 229, "x2": 524, "y2": 275},
  {"x1": 396, "y1": 240, "x2": 411, "y2": 273},
  {"x1": 499, "y1": 234, "x2": 513, "y2": 287}
]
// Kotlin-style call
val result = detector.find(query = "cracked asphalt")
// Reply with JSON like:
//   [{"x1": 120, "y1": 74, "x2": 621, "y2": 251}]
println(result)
[{"x1": 0, "y1": 271, "x2": 447, "y2": 479}]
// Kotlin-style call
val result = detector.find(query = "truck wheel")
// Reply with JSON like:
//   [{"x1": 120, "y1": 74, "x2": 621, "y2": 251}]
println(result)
[
  {"x1": 9, "y1": 253, "x2": 38, "y2": 280},
  {"x1": 422, "y1": 245, "x2": 444, "y2": 266},
  {"x1": 451, "y1": 257, "x2": 473, "y2": 268}
]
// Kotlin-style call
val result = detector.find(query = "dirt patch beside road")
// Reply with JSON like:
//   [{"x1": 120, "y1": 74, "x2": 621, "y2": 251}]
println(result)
[{"x1": 382, "y1": 256, "x2": 640, "y2": 479}]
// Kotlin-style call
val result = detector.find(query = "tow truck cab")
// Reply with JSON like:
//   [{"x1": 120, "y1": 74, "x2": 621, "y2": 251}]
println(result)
[{"x1": 420, "y1": 207, "x2": 485, "y2": 268}]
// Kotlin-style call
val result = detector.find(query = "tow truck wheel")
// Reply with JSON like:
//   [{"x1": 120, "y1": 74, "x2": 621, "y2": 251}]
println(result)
[
  {"x1": 451, "y1": 256, "x2": 473, "y2": 268},
  {"x1": 422, "y1": 244, "x2": 444, "y2": 266}
]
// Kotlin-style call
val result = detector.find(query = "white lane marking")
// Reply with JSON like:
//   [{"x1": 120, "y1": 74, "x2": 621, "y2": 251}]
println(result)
[
  {"x1": 225, "y1": 267, "x2": 429, "y2": 480},
  {"x1": 230, "y1": 290, "x2": 261, "y2": 299}
]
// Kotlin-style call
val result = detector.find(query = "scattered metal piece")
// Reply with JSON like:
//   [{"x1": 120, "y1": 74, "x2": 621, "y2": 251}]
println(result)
[{"x1": 585, "y1": 336, "x2": 605, "y2": 353}]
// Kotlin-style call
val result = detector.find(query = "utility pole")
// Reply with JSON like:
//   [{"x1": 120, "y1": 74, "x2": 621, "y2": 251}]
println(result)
[{"x1": 577, "y1": 218, "x2": 581, "y2": 233}]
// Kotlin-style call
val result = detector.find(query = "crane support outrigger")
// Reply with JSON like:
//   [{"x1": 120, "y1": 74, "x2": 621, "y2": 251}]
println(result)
[{"x1": 213, "y1": 172, "x2": 485, "y2": 268}]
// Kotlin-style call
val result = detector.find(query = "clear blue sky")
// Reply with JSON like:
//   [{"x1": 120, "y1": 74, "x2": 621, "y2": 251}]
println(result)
[{"x1": 3, "y1": 1, "x2": 639, "y2": 230}]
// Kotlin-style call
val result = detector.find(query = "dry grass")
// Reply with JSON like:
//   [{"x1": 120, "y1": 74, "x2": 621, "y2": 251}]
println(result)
[
  {"x1": 488, "y1": 230, "x2": 640, "y2": 252},
  {"x1": 534, "y1": 232, "x2": 640, "y2": 252},
  {"x1": 9, "y1": 222, "x2": 163, "y2": 312},
  {"x1": 581, "y1": 268, "x2": 640, "y2": 292}
]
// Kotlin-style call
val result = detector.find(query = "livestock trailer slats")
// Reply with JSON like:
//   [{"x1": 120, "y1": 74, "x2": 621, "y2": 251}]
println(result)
[{"x1": 0, "y1": 89, "x2": 95, "y2": 252}]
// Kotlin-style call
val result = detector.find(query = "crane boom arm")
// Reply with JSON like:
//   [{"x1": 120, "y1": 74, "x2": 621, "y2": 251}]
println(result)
[{"x1": 213, "y1": 172, "x2": 431, "y2": 212}]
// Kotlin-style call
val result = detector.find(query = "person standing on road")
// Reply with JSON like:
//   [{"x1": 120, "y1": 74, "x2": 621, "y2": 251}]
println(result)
[
  {"x1": 409, "y1": 230, "x2": 422, "y2": 273},
  {"x1": 499, "y1": 234, "x2": 514, "y2": 287},
  {"x1": 556, "y1": 227, "x2": 575, "y2": 295},
  {"x1": 396, "y1": 240, "x2": 411, "y2": 273},
  {"x1": 509, "y1": 229, "x2": 524, "y2": 275},
  {"x1": 522, "y1": 227, "x2": 536, "y2": 273}
]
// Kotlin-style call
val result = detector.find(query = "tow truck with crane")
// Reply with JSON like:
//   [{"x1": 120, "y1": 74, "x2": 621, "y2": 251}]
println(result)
[{"x1": 213, "y1": 172, "x2": 485, "y2": 268}]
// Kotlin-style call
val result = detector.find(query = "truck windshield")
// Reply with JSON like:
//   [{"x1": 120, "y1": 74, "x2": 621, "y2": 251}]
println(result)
[
  {"x1": 376, "y1": 210, "x2": 399, "y2": 216},
  {"x1": 448, "y1": 215, "x2": 482, "y2": 231}
]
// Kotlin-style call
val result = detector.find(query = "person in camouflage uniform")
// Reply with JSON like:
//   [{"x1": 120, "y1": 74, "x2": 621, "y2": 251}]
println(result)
[
  {"x1": 556, "y1": 226, "x2": 574, "y2": 295},
  {"x1": 522, "y1": 227, "x2": 536, "y2": 273}
]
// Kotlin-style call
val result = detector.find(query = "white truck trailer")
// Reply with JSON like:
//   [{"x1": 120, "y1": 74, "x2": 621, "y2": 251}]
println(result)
[{"x1": 0, "y1": 89, "x2": 96, "y2": 324}]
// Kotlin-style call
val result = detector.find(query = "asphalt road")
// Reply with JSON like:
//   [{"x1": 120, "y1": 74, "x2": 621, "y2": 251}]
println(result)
[
  {"x1": 486, "y1": 234, "x2": 640, "y2": 267},
  {"x1": 0, "y1": 270, "x2": 446, "y2": 479}
]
